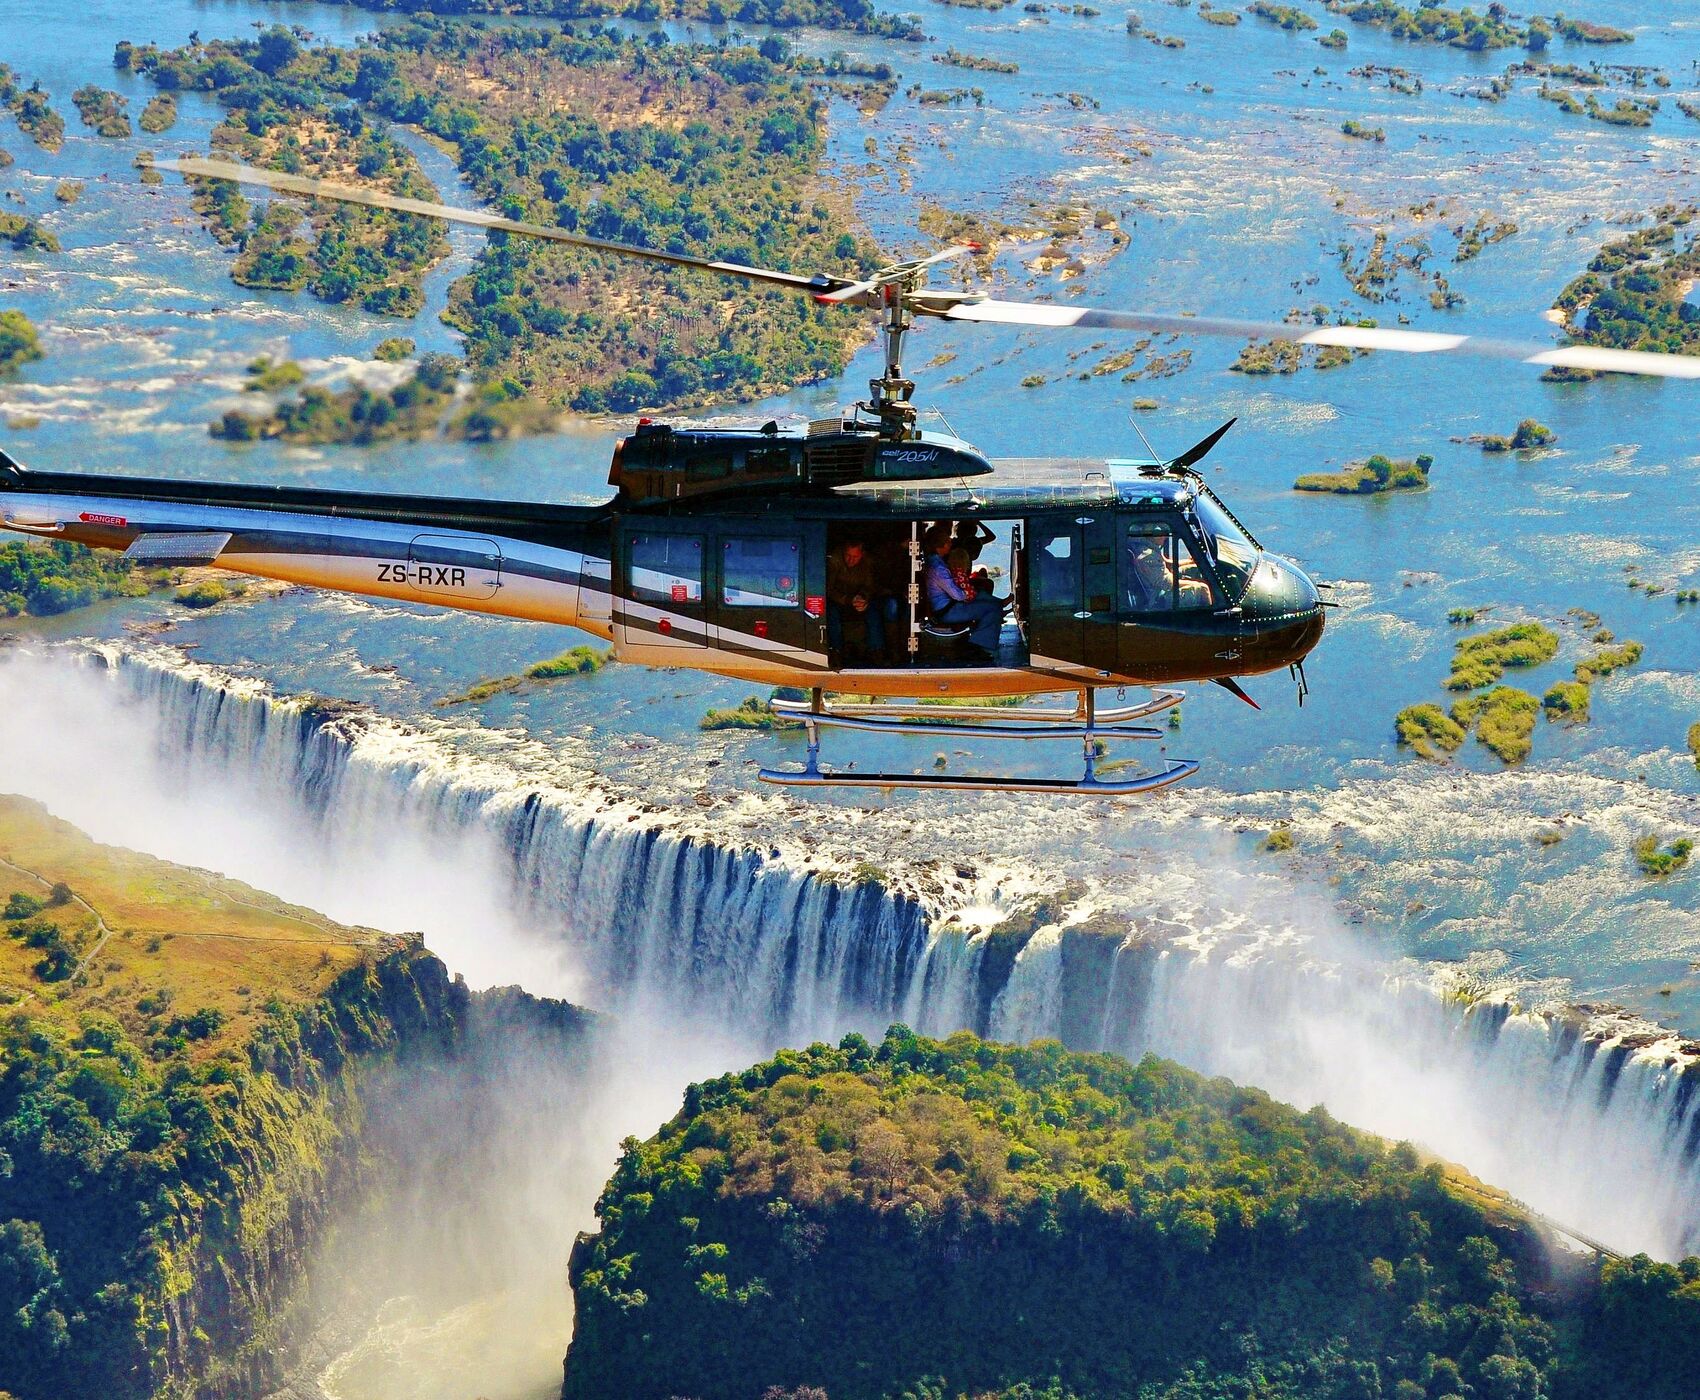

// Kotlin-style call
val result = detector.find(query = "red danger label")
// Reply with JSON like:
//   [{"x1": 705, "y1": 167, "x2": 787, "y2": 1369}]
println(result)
[
  {"x1": 671, "y1": 583, "x2": 688, "y2": 603},
  {"x1": 79, "y1": 512, "x2": 128, "y2": 527},
  {"x1": 804, "y1": 595, "x2": 824, "y2": 617}
]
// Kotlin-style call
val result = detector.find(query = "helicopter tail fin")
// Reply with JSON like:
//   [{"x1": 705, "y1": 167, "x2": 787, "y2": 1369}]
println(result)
[{"x1": 1169, "y1": 417, "x2": 1237, "y2": 472}]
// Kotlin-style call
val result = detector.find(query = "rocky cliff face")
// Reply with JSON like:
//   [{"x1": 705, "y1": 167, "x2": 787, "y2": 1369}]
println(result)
[{"x1": 151, "y1": 946, "x2": 471, "y2": 1400}]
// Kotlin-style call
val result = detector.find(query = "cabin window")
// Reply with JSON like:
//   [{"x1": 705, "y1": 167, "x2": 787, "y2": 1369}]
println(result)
[
  {"x1": 687, "y1": 454, "x2": 733, "y2": 480},
  {"x1": 628, "y1": 533, "x2": 704, "y2": 606},
  {"x1": 1122, "y1": 521, "x2": 1219, "y2": 612},
  {"x1": 1191, "y1": 492, "x2": 1258, "y2": 602},
  {"x1": 744, "y1": 446, "x2": 794, "y2": 477},
  {"x1": 722, "y1": 536, "x2": 802, "y2": 608},
  {"x1": 1031, "y1": 527, "x2": 1077, "y2": 606}
]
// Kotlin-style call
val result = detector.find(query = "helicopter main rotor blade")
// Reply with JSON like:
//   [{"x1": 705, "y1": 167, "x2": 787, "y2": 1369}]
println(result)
[
  {"x1": 157, "y1": 158, "x2": 1700, "y2": 381},
  {"x1": 153, "y1": 158, "x2": 847, "y2": 296},
  {"x1": 938, "y1": 298, "x2": 1700, "y2": 380}
]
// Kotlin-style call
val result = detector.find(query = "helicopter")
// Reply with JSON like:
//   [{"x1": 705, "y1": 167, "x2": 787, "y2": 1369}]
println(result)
[{"x1": 2, "y1": 158, "x2": 1696, "y2": 795}]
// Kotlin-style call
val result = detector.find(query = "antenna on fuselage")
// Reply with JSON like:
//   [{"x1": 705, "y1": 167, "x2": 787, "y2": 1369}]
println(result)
[{"x1": 1126, "y1": 407, "x2": 1164, "y2": 466}]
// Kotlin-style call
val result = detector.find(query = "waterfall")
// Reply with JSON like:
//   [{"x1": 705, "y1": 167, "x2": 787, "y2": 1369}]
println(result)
[{"x1": 1, "y1": 641, "x2": 1697, "y2": 1260}]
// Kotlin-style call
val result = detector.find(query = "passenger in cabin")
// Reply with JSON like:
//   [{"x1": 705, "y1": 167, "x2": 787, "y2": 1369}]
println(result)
[
  {"x1": 826, "y1": 538, "x2": 899, "y2": 664},
  {"x1": 951, "y1": 520, "x2": 998, "y2": 597},
  {"x1": 924, "y1": 524, "x2": 1006, "y2": 660}
]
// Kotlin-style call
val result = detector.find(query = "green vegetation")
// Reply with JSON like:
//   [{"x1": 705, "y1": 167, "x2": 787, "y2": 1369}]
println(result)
[
  {"x1": 1478, "y1": 418, "x2": 1556, "y2": 451},
  {"x1": 0, "y1": 795, "x2": 469, "y2": 1400},
  {"x1": 173, "y1": 579, "x2": 243, "y2": 610},
  {"x1": 934, "y1": 48, "x2": 1019, "y2": 73},
  {"x1": 1341, "y1": 118, "x2": 1385, "y2": 140},
  {"x1": 1558, "y1": 17, "x2": 1632, "y2": 44},
  {"x1": 1229, "y1": 335, "x2": 1363, "y2": 375},
  {"x1": 129, "y1": 23, "x2": 882, "y2": 420},
  {"x1": 526, "y1": 644, "x2": 609, "y2": 679},
  {"x1": 243, "y1": 355, "x2": 306, "y2": 392},
  {"x1": 1319, "y1": 1, "x2": 1628, "y2": 52},
  {"x1": 373, "y1": 336, "x2": 415, "y2": 362},
  {"x1": 1687, "y1": 721, "x2": 1700, "y2": 769},
  {"x1": 917, "y1": 87, "x2": 986, "y2": 106},
  {"x1": 1448, "y1": 606, "x2": 1482, "y2": 624},
  {"x1": 0, "y1": 542, "x2": 161, "y2": 620},
  {"x1": 273, "y1": 0, "x2": 924, "y2": 40},
  {"x1": 569, "y1": 1026, "x2": 1700, "y2": 1400},
  {"x1": 70, "y1": 84, "x2": 130, "y2": 137},
  {"x1": 137, "y1": 92, "x2": 176, "y2": 133},
  {"x1": 1542, "y1": 679, "x2": 1590, "y2": 723},
  {"x1": 0, "y1": 309, "x2": 44, "y2": 374},
  {"x1": 122, "y1": 35, "x2": 450, "y2": 318},
  {"x1": 1261, "y1": 824, "x2": 1294, "y2": 852},
  {"x1": 1632, "y1": 835, "x2": 1693, "y2": 878},
  {"x1": 211, "y1": 352, "x2": 460, "y2": 445},
  {"x1": 436, "y1": 645, "x2": 610, "y2": 707},
  {"x1": 1197, "y1": 3, "x2": 1240, "y2": 26},
  {"x1": 1452, "y1": 685, "x2": 1539, "y2": 764},
  {"x1": 1444, "y1": 621, "x2": 1559, "y2": 691},
  {"x1": 1573, "y1": 639, "x2": 1642, "y2": 683},
  {"x1": 1248, "y1": 3, "x2": 1316, "y2": 32},
  {"x1": 0, "y1": 215, "x2": 58, "y2": 253},
  {"x1": 700, "y1": 695, "x2": 805, "y2": 730},
  {"x1": 1551, "y1": 206, "x2": 1700, "y2": 371},
  {"x1": 52, "y1": 180, "x2": 81, "y2": 205},
  {"x1": 1319, "y1": 27, "x2": 1349, "y2": 48},
  {"x1": 1454, "y1": 214, "x2": 1518, "y2": 262},
  {"x1": 1295, "y1": 452, "x2": 1430, "y2": 494},
  {"x1": 1407, "y1": 624, "x2": 1639, "y2": 762},
  {"x1": 1395, "y1": 702, "x2": 1466, "y2": 760},
  {"x1": 1, "y1": 71, "x2": 65, "y2": 152}
]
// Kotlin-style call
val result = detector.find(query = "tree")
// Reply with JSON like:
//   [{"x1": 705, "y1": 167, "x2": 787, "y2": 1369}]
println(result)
[{"x1": 253, "y1": 27, "x2": 301, "y2": 76}]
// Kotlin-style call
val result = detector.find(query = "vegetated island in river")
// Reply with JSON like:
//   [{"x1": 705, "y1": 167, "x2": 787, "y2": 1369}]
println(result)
[
  {"x1": 123, "y1": 21, "x2": 888, "y2": 427},
  {"x1": 1295, "y1": 452, "x2": 1431, "y2": 494},
  {"x1": 281, "y1": 0, "x2": 924, "y2": 41},
  {"x1": 208, "y1": 351, "x2": 501, "y2": 443},
  {"x1": 1394, "y1": 620, "x2": 1645, "y2": 764},
  {"x1": 0, "y1": 793, "x2": 591, "y2": 1400},
  {"x1": 1317, "y1": 3, "x2": 1629, "y2": 52},
  {"x1": 0, "y1": 309, "x2": 44, "y2": 375},
  {"x1": 1546, "y1": 204, "x2": 1700, "y2": 380},
  {"x1": 0, "y1": 539, "x2": 171, "y2": 619},
  {"x1": 0, "y1": 66, "x2": 65, "y2": 152},
  {"x1": 566, "y1": 1027, "x2": 1700, "y2": 1400}
]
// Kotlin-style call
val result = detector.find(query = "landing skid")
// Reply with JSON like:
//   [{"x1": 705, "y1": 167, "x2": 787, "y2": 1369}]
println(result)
[{"x1": 758, "y1": 687, "x2": 1197, "y2": 796}]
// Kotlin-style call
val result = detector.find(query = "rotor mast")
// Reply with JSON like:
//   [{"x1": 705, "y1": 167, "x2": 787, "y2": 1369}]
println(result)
[{"x1": 869, "y1": 282, "x2": 918, "y2": 439}]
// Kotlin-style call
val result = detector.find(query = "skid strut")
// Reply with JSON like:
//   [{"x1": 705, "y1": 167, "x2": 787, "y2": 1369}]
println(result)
[{"x1": 758, "y1": 687, "x2": 1198, "y2": 795}]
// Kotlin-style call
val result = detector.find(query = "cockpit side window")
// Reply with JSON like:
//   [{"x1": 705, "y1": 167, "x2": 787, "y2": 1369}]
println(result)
[
  {"x1": 1190, "y1": 491, "x2": 1258, "y2": 603},
  {"x1": 1122, "y1": 519, "x2": 1218, "y2": 613}
]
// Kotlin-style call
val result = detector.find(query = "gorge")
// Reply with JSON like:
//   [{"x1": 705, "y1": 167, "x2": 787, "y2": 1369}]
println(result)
[{"x1": 0, "y1": 641, "x2": 1695, "y2": 1280}]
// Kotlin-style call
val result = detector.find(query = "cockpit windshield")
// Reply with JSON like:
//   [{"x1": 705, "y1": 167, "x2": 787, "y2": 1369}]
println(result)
[{"x1": 1190, "y1": 491, "x2": 1259, "y2": 602}]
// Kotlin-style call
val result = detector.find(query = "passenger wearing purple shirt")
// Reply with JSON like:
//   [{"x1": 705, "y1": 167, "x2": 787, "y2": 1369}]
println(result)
[{"x1": 923, "y1": 526, "x2": 1006, "y2": 659}]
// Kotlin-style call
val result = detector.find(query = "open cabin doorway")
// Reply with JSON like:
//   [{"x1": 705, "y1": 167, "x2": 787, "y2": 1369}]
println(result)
[{"x1": 823, "y1": 519, "x2": 1027, "y2": 671}]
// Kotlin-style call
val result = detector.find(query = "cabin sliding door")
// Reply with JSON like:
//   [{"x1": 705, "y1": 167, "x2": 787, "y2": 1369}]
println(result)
[{"x1": 1025, "y1": 512, "x2": 1118, "y2": 678}]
